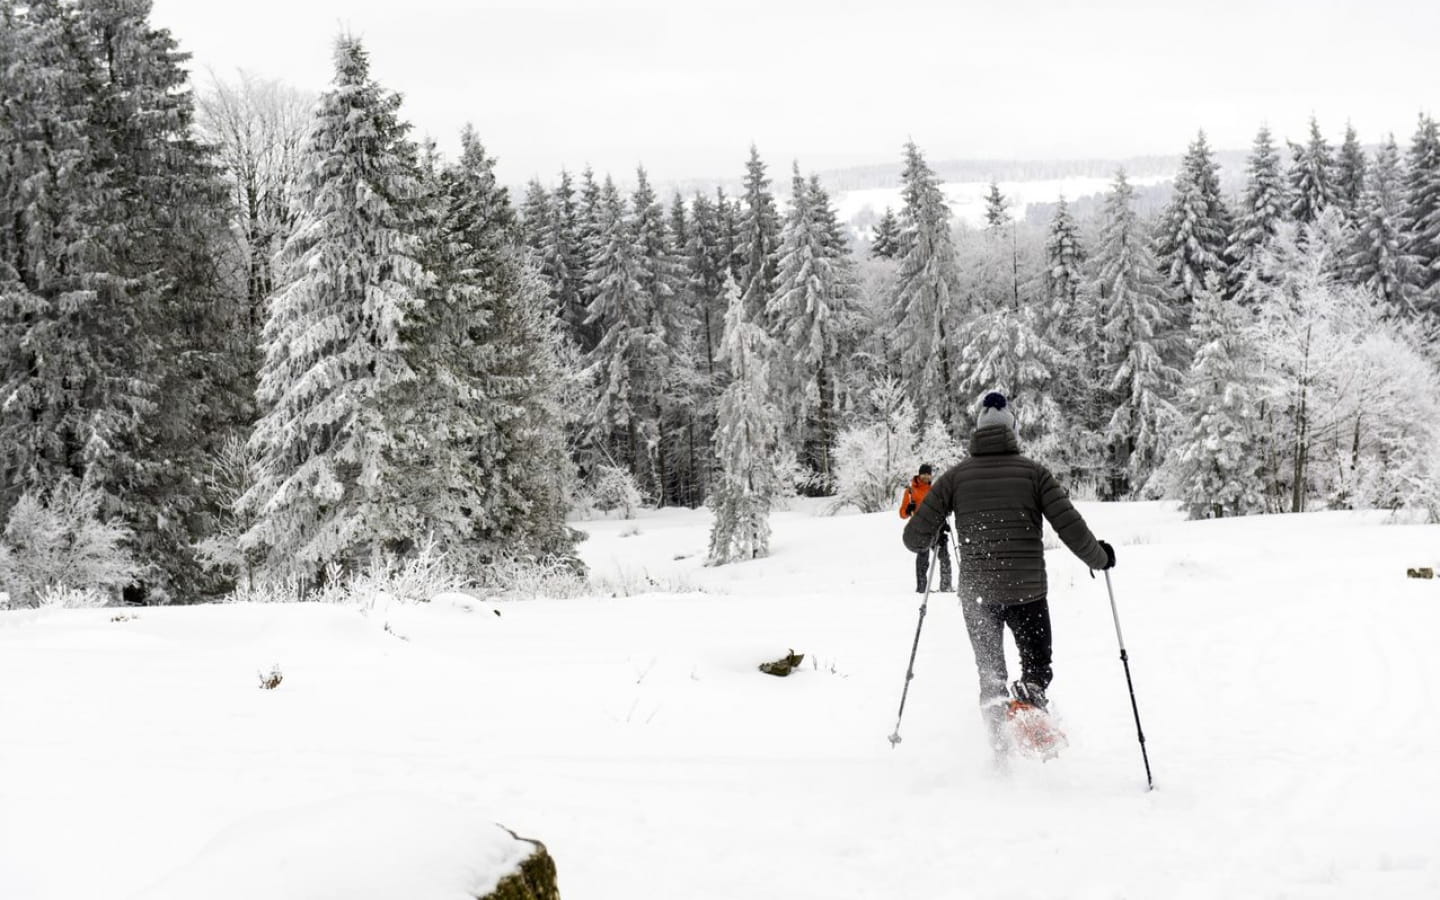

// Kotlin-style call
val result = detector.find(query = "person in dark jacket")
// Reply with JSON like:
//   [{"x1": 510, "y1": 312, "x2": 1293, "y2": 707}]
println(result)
[
  {"x1": 900, "y1": 463, "x2": 952, "y2": 593},
  {"x1": 902, "y1": 391, "x2": 1116, "y2": 752}
]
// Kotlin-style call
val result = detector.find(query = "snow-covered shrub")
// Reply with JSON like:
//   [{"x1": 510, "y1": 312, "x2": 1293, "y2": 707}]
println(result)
[
  {"x1": 482, "y1": 554, "x2": 589, "y2": 600},
  {"x1": 582, "y1": 465, "x2": 645, "y2": 519},
  {"x1": 342, "y1": 538, "x2": 466, "y2": 607},
  {"x1": 36, "y1": 585, "x2": 110, "y2": 609},
  {"x1": 0, "y1": 479, "x2": 138, "y2": 608}
]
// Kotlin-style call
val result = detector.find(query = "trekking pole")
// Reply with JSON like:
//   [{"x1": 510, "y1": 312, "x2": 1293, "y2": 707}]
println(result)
[
  {"x1": 1104, "y1": 570, "x2": 1154, "y2": 790},
  {"x1": 888, "y1": 526, "x2": 943, "y2": 748}
]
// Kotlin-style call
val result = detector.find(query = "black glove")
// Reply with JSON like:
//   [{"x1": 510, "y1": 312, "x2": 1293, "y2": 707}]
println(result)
[
  {"x1": 1098, "y1": 540, "x2": 1116, "y2": 570},
  {"x1": 904, "y1": 501, "x2": 917, "y2": 516}
]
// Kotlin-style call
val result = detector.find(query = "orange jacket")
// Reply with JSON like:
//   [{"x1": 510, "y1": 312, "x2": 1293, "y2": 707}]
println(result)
[{"x1": 899, "y1": 476, "x2": 931, "y2": 519}]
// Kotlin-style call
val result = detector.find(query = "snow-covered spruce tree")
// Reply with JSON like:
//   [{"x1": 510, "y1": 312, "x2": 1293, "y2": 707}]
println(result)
[
  {"x1": 584, "y1": 177, "x2": 655, "y2": 494},
  {"x1": 1335, "y1": 122, "x2": 1368, "y2": 227},
  {"x1": 1040, "y1": 196, "x2": 1104, "y2": 483},
  {"x1": 737, "y1": 145, "x2": 781, "y2": 323},
  {"x1": 707, "y1": 279, "x2": 782, "y2": 565},
  {"x1": 540, "y1": 170, "x2": 590, "y2": 352},
  {"x1": 685, "y1": 190, "x2": 729, "y2": 381},
  {"x1": 393, "y1": 127, "x2": 576, "y2": 567},
  {"x1": 1043, "y1": 196, "x2": 1085, "y2": 317},
  {"x1": 1092, "y1": 170, "x2": 1180, "y2": 499},
  {"x1": 1156, "y1": 131, "x2": 1232, "y2": 311},
  {"x1": 768, "y1": 164, "x2": 855, "y2": 489},
  {"x1": 1405, "y1": 114, "x2": 1440, "y2": 314},
  {"x1": 0, "y1": 0, "x2": 243, "y2": 601},
  {"x1": 983, "y1": 181, "x2": 1011, "y2": 230},
  {"x1": 239, "y1": 36, "x2": 428, "y2": 581},
  {"x1": 519, "y1": 179, "x2": 551, "y2": 253},
  {"x1": 1226, "y1": 125, "x2": 1290, "y2": 299},
  {"x1": 957, "y1": 303, "x2": 1067, "y2": 467},
  {"x1": 893, "y1": 141, "x2": 964, "y2": 432},
  {"x1": 1289, "y1": 117, "x2": 1337, "y2": 226},
  {"x1": 630, "y1": 167, "x2": 683, "y2": 503},
  {"x1": 1347, "y1": 136, "x2": 1420, "y2": 314},
  {"x1": 1162, "y1": 280, "x2": 1265, "y2": 519},
  {"x1": 870, "y1": 208, "x2": 902, "y2": 260}
]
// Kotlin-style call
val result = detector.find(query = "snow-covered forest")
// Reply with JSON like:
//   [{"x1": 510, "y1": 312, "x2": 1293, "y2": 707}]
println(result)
[{"x1": 2, "y1": 0, "x2": 1439, "y2": 607}]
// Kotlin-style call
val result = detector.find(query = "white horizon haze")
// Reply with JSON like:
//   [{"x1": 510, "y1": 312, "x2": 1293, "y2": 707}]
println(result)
[{"x1": 149, "y1": 0, "x2": 1440, "y2": 186}]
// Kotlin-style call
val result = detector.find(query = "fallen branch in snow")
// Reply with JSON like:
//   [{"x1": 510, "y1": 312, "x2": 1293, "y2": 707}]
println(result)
[{"x1": 758, "y1": 649, "x2": 805, "y2": 677}]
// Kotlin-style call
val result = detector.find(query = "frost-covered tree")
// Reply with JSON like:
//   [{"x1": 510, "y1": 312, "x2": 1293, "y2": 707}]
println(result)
[
  {"x1": 957, "y1": 304, "x2": 1066, "y2": 465},
  {"x1": 830, "y1": 377, "x2": 961, "y2": 514},
  {"x1": 0, "y1": 478, "x2": 139, "y2": 608},
  {"x1": 707, "y1": 279, "x2": 781, "y2": 565},
  {"x1": 1289, "y1": 118, "x2": 1337, "y2": 225},
  {"x1": 871, "y1": 207, "x2": 901, "y2": 259},
  {"x1": 1347, "y1": 136, "x2": 1419, "y2": 314},
  {"x1": 685, "y1": 191, "x2": 729, "y2": 380},
  {"x1": 1227, "y1": 125, "x2": 1290, "y2": 298},
  {"x1": 0, "y1": 0, "x2": 242, "y2": 600},
  {"x1": 768, "y1": 165, "x2": 856, "y2": 488},
  {"x1": 1041, "y1": 196, "x2": 1104, "y2": 482},
  {"x1": 1156, "y1": 131, "x2": 1232, "y2": 310},
  {"x1": 1250, "y1": 215, "x2": 1353, "y2": 513},
  {"x1": 540, "y1": 170, "x2": 590, "y2": 351},
  {"x1": 893, "y1": 141, "x2": 963, "y2": 431},
  {"x1": 584, "y1": 177, "x2": 652, "y2": 489},
  {"x1": 1405, "y1": 114, "x2": 1440, "y2": 313},
  {"x1": 983, "y1": 181, "x2": 1011, "y2": 229},
  {"x1": 1043, "y1": 196, "x2": 1085, "y2": 315},
  {"x1": 1335, "y1": 122, "x2": 1368, "y2": 226},
  {"x1": 1163, "y1": 281, "x2": 1265, "y2": 519},
  {"x1": 1092, "y1": 171, "x2": 1180, "y2": 498},
  {"x1": 397, "y1": 128, "x2": 575, "y2": 565},
  {"x1": 239, "y1": 36, "x2": 428, "y2": 580},
  {"x1": 519, "y1": 179, "x2": 551, "y2": 252},
  {"x1": 737, "y1": 145, "x2": 781, "y2": 323},
  {"x1": 195, "y1": 70, "x2": 312, "y2": 335}
]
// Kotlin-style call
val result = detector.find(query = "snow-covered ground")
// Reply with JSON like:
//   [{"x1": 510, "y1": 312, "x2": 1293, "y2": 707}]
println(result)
[{"x1": 2, "y1": 498, "x2": 1438, "y2": 899}]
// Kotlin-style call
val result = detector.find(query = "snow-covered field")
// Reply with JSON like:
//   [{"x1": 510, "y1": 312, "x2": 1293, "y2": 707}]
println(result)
[
  {"x1": 834, "y1": 174, "x2": 1174, "y2": 229},
  {"x1": 2, "y1": 499, "x2": 1438, "y2": 899}
]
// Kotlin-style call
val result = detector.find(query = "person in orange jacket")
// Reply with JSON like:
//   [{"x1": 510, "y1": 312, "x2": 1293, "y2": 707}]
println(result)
[{"x1": 900, "y1": 463, "x2": 952, "y2": 593}]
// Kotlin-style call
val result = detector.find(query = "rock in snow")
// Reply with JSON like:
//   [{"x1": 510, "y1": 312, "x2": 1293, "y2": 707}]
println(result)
[{"x1": 133, "y1": 792, "x2": 558, "y2": 900}]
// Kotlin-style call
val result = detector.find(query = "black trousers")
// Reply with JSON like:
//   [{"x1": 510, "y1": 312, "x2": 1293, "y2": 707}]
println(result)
[
  {"x1": 959, "y1": 595, "x2": 1052, "y2": 703},
  {"x1": 915, "y1": 536, "x2": 952, "y2": 590}
]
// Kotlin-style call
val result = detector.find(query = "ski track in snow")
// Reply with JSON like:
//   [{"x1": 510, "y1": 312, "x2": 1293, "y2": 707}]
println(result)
[{"x1": 1, "y1": 499, "x2": 1437, "y2": 899}]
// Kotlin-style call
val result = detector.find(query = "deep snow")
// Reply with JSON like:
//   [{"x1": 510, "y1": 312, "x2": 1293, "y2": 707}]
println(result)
[{"x1": 1, "y1": 499, "x2": 1437, "y2": 899}]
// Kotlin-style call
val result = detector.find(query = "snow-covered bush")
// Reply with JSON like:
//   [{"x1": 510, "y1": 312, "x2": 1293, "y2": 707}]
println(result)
[
  {"x1": 36, "y1": 585, "x2": 110, "y2": 609},
  {"x1": 581, "y1": 465, "x2": 646, "y2": 519},
  {"x1": 342, "y1": 539, "x2": 466, "y2": 607},
  {"x1": 482, "y1": 554, "x2": 589, "y2": 600},
  {"x1": 0, "y1": 479, "x2": 138, "y2": 608}
]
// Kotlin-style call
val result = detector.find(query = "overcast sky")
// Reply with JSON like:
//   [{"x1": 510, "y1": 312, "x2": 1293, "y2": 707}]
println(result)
[{"x1": 149, "y1": 0, "x2": 1439, "y2": 186}]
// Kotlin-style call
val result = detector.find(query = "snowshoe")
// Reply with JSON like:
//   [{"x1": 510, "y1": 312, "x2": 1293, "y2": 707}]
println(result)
[{"x1": 1004, "y1": 699, "x2": 1068, "y2": 761}]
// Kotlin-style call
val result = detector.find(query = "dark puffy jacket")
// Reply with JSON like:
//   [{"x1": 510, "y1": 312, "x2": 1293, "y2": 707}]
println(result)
[{"x1": 902, "y1": 424, "x2": 1108, "y2": 605}]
